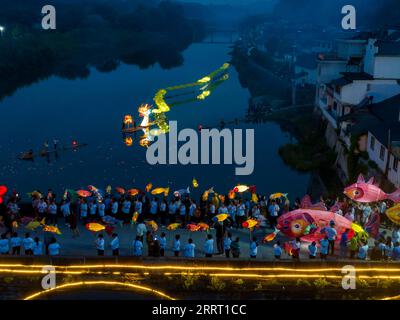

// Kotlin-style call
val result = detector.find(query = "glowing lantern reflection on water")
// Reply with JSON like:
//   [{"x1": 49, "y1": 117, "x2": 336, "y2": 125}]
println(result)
[{"x1": 124, "y1": 137, "x2": 133, "y2": 147}]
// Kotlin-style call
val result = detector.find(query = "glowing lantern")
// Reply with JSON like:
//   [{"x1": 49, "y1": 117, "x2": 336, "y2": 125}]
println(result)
[
  {"x1": 124, "y1": 115, "x2": 133, "y2": 126},
  {"x1": 125, "y1": 137, "x2": 133, "y2": 147}
]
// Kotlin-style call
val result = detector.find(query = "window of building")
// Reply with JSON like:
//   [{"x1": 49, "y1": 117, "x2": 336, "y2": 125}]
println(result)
[
  {"x1": 370, "y1": 135, "x2": 375, "y2": 151},
  {"x1": 380, "y1": 145, "x2": 386, "y2": 161}
]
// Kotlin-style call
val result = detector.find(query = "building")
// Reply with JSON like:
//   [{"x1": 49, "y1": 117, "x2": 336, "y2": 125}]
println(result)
[
  {"x1": 339, "y1": 94, "x2": 400, "y2": 187},
  {"x1": 315, "y1": 30, "x2": 400, "y2": 183}
]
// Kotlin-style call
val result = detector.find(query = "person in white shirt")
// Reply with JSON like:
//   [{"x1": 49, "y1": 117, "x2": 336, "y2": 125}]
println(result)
[
  {"x1": 133, "y1": 236, "x2": 143, "y2": 257},
  {"x1": 110, "y1": 233, "x2": 119, "y2": 256},
  {"x1": 80, "y1": 199, "x2": 88, "y2": 222},
  {"x1": 360, "y1": 204, "x2": 372, "y2": 225},
  {"x1": 48, "y1": 238, "x2": 60, "y2": 256},
  {"x1": 136, "y1": 220, "x2": 147, "y2": 242},
  {"x1": 159, "y1": 232, "x2": 167, "y2": 257},
  {"x1": 10, "y1": 232, "x2": 22, "y2": 255},
  {"x1": 111, "y1": 199, "x2": 118, "y2": 215},
  {"x1": 224, "y1": 232, "x2": 232, "y2": 258},
  {"x1": 37, "y1": 199, "x2": 48, "y2": 218},
  {"x1": 218, "y1": 204, "x2": 228, "y2": 215},
  {"x1": 60, "y1": 200, "x2": 71, "y2": 225},
  {"x1": 33, "y1": 237, "x2": 43, "y2": 256},
  {"x1": 89, "y1": 201, "x2": 97, "y2": 220},
  {"x1": 96, "y1": 234, "x2": 105, "y2": 256},
  {"x1": 0, "y1": 234, "x2": 9, "y2": 255},
  {"x1": 135, "y1": 200, "x2": 143, "y2": 215},
  {"x1": 204, "y1": 234, "x2": 214, "y2": 258},
  {"x1": 183, "y1": 238, "x2": 196, "y2": 258},
  {"x1": 236, "y1": 202, "x2": 246, "y2": 228},
  {"x1": 173, "y1": 234, "x2": 181, "y2": 256},
  {"x1": 98, "y1": 201, "x2": 106, "y2": 218},
  {"x1": 268, "y1": 200, "x2": 280, "y2": 228},
  {"x1": 22, "y1": 233, "x2": 34, "y2": 255},
  {"x1": 250, "y1": 236, "x2": 258, "y2": 258},
  {"x1": 189, "y1": 201, "x2": 197, "y2": 221},
  {"x1": 168, "y1": 200, "x2": 177, "y2": 222},
  {"x1": 48, "y1": 201, "x2": 58, "y2": 225},
  {"x1": 344, "y1": 209, "x2": 355, "y2": 222}
]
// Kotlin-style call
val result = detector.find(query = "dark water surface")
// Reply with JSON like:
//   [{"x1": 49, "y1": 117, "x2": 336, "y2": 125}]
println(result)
[{"x1": 0, "y1": 43, "x2": 309, "y2": 199}]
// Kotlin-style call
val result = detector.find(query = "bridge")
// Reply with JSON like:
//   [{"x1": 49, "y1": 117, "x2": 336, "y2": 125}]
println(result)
[{"x1": 193, "y1": 27, "x2": 240, "y2": 44}]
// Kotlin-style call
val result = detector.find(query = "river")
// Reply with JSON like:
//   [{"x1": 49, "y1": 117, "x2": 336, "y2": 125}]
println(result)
[{"x1": 0, "y1": 43, "x2": 309, "y2": 200}]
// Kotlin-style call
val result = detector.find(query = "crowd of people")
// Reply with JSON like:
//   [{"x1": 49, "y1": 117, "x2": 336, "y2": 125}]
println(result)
[{"x1": 0, "y1": 186, "x2": 399, "y2": 261}]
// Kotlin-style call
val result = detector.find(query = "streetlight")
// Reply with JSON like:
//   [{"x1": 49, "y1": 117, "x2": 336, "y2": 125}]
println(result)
[{"x1": 0, "y1": 26, "x2": 4, "y2": 37}]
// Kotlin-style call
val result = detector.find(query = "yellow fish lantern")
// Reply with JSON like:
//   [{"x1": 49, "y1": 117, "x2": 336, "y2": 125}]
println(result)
[
  {"x1": 252, "y1": 193, "x2": 259, "y2": 203},
  {"x1": 124, "y1": 136, "x2": 133, "y2": 147},
  {"x1": 242, "y1": 218, "x2": 258, "y2": 230},
  {"x1": 212, "y1": 214, "x2": 229, "y2": 223},
  {"x1": 145, "y1": 183, "x2": 153, "y2": 193},
  {"x1": 124, "y1": 114, "x2": 133, "y2": 126},
  {"x1": 25, "y1": 218, "x2": 46, "y2": 231},
  {"x1": 86, "y1": 223, "x2": 106, "y2": 232},
  {"x1": 151, "y1": 187, "x2": 170, "y2": 197},
  {"x1": 132, "y1": 212, "x2": 139, "y2": 224},
  {"x1": 212, "y1": 193, "x2": 220, "y2": 208},
  {"x1": 167, "y1": 223, "x2": 181, "y2": 231},
  {"x1": 192, "y1": 178, "x2": 199, "y2": 188},
  {"x1": 270, "y1": 193, "x2": 288, "y2": 200},
  {"x1": 145, "y1": 220, "x2": 158, "y2": 232},
  {"x1": 202, "y1": 187, "x2": 214, "y2": 201},
  {"x1": 43, "y1": 225, "x2": 62, "y2": 235},
  {"x1": 386, "y1": 204, "x2": 400, "y2": 225}
]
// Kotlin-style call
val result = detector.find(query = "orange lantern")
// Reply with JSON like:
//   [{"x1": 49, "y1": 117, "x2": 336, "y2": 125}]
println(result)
[
  {"x1": 124, "y1": 115, "x2": 133, "y2": 125},
  {"x1": 124, "y1": 136, "x2": 133, "y2": 147}
]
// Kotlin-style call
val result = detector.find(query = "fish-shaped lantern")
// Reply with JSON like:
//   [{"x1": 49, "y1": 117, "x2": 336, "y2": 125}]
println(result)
[{"x1": 344, "y1": 175, "x2": 400, "y2": 203}]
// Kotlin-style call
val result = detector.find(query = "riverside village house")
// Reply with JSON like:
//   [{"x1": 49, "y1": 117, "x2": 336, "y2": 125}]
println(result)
[{"x1": 315, "y1": 27, "x2": 400, "y2": 188}]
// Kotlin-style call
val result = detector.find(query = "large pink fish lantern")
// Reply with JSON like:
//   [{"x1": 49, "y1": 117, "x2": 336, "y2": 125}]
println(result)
[
  {"x1": 264, "y1": 209, "x2": 366, "y2": 243},
  {"x1": 344, "y1": 175, "x2": 400, "y2": 203}
]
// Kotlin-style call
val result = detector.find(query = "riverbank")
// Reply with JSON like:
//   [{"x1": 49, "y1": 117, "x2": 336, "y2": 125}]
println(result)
[{"x1": 230, "y1": 44, "x2": 343, "y2": 198}]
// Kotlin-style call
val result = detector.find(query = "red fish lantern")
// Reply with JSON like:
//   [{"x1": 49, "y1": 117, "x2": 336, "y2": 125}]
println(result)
[{"x1": 0, "y1": 185, "x2": 7, "y2": 204}]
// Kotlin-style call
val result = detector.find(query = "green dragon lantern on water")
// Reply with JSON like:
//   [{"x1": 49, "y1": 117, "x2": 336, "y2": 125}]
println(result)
[{"x1": 122, "y1": 63, "x2": 230, "y2": 147}]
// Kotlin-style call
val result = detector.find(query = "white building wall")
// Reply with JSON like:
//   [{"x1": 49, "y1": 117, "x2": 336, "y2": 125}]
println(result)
[
  {"x1": 339, "y1": 80, "x2": 400, "y2": 105},
  {"x1": 317, "y1": 61, "x2": 347, "y2": 84},
  {"x1": 374, "y1": 56, "x2": 400, "y2": 79},
  {"x1": 367, "y1": 133, "x2": 387, "y2": 172},
  {"x1": 340, "y1": 82, "x2": 368, "y2": 105}
]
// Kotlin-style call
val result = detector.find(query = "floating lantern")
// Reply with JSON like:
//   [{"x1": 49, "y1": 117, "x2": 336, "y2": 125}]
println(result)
[
  {"x1": 124, "y1": 136, "x2": 133, "y2": 147},
  {"x1": 124, "y1": 114, "x2": 133, "y2": 126}
]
